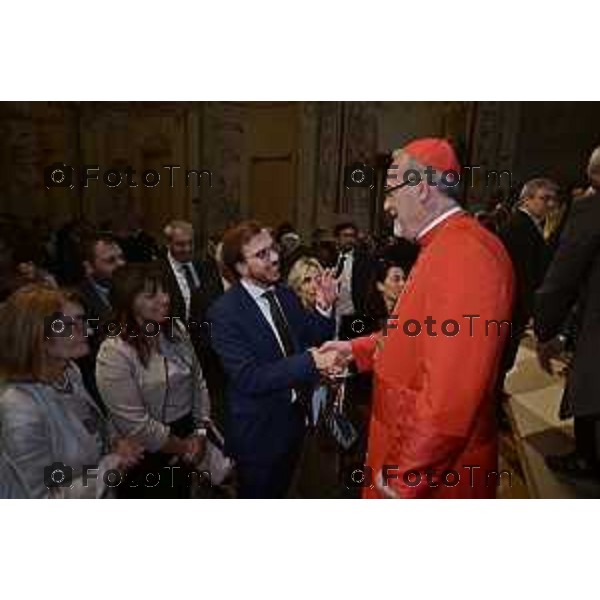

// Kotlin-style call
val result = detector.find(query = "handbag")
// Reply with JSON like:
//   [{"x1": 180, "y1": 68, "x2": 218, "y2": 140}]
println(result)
[
  {"x1": 195, "y1": 422, "x2": 234, "y2": 487},
  {"x1": 319, "y1": 377, "x2": 359, "y2": 451}
]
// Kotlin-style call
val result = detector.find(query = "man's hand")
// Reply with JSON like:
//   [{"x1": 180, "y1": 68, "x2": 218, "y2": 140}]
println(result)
[
  {"x1": 315, "y1": 268, "x2": 339, "y2": 311},
  {"x1": 309, "y1": 347, "x2": 340, "y2": 378},
  {"x1": 113, "y1": 437, "x2": 145, "y2": 470},
  {"x1": 319, "y1": 340, "x2": 354, "y2": 368},
  {"x1": 536, "y1": 336, "x2": 566, "y2": 375},
  {"x1": 182, "y1": 434, "x2": 207, "y2": 465},
  {"x1": 374, "y1": 470, "x2": 400, "y2": 499}
]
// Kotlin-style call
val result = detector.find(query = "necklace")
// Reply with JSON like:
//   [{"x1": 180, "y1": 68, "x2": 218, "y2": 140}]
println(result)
[{"x1": 50, "y1": 370, "x2": 74, "y2": 394}]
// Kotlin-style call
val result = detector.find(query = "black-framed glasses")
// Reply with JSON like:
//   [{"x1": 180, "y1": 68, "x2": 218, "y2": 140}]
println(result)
[{"x1": 383, "y1": 180, "x2": 413, "y2": 197}]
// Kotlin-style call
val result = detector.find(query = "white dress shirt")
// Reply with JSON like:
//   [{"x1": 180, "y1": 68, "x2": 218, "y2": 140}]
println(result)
[
  {"x1": 336, "y1": 249, "x2": 356, "y2": 318},
  {"x1": 241, "y1": 279, "x2": 299, "y2": 403},
  {"x1": 241, "y1": 279, "x2": 287, "y2": 355},
  {"x1": 518, "y1": 206, "x2": 545, "y2": 236},
  {"x1": 167, "y1": 251, "x2": 200, "y2": 319}
]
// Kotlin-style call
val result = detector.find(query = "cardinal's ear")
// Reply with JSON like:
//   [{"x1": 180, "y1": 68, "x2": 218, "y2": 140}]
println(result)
[{"x1": 416, "y1": 178, "x2": 432, "y2": 204}]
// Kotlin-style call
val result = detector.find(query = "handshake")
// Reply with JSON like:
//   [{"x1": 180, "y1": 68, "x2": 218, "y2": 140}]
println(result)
[{"x1": 309, "y1": 340, "x2": 354, "y2": 380}]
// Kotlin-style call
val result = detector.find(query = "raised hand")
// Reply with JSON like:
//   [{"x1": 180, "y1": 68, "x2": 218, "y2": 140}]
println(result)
[{"x1": 316, "y1": 268, "x2": 339, "y2": 311}]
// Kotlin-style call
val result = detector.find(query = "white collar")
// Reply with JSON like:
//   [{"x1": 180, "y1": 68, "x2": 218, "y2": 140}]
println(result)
[
  {"x1": 168, "y1": 251, "x2": 191, "y2": 270},
  {"x1": 518, "y1": 206, "x2": 544, "y2": 228},
  {"x1": 241, "y1": 278, "x2": 273, "y2": 301},
  {"x1": 416, "y1": 206, "x2": 463, "y2": 240}
]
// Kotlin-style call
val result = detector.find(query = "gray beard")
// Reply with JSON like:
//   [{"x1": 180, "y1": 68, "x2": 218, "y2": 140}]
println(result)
[{"x1": 393, "y1": 219, "x2": 404, "y2": 238}]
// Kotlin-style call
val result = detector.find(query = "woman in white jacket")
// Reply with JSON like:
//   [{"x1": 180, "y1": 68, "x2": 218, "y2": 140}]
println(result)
[
  {"x1": 0, "y1": 284, "x2": 142, "y2": 499},
  {"x1": 96, "y1": 263, "x2": 212, "y2": 498}
]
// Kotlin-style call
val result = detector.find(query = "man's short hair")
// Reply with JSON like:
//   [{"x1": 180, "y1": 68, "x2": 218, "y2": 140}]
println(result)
[
  {"x1": 163, "y1": 220, "x2": 193, "y2": 241},
  {"x1": 333, "y1": 222, "x2": 358, "y2": 237},
  {"x1": 519, "y1": 178, "x2": 559, "y2": 201},
  {"x1": 588, "y1": 146, "x2": 600, "y2": 182},
  {"x1": 221, "y1": 220, "x2": 264, "y2": 280},
  {"x1": 80, "y1": 232, "x2": 120, "y2": 265}
]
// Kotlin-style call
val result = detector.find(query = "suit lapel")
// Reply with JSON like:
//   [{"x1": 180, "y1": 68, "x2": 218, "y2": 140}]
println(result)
[
  {"x1": 235, "y1": 283, "x2": 296, "y2": 357},
  {"x1": 273, "y1": 287, "x2": 301, "y2": 353},
  {"x1": 164, "y1": 258, "x2": 185, "y2": 318},
  {"x1": 192, "y1": 260, "x2": 204, "y2": 290},
  {"x1": 519, "y1": 209, "x2": 544, "y2": 240}
]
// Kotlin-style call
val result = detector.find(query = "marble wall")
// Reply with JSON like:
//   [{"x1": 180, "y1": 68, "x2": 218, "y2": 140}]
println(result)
[
  {"x1": 0, "y1": 101, "x2": 198, "y2": 238},
  {"x1": 0, "y1": 101, "x2": 469, "y2": 242}
]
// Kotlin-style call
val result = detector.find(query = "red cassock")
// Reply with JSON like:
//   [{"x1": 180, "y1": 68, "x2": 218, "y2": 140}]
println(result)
[{"x1": 352, "y1": 213, "x2": 515, "y2": 499}]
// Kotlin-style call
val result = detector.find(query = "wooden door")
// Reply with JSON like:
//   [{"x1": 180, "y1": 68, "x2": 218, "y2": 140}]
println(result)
[{"x1": 243, "y1": 102, "x2": 299, "y2": 227}]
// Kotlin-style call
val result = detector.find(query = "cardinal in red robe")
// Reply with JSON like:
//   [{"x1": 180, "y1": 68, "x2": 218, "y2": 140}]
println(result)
[{"x1": 328, "y1": 139, "x2": 515, "y2": 498}]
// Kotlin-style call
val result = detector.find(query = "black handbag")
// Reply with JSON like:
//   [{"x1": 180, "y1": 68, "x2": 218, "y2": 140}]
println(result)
[{"x1": 319, "y1": 378, "x2": 359, "y2": 451}]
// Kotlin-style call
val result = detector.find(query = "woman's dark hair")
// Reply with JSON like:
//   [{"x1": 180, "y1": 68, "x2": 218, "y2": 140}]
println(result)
[
  {"x1": 109, "y1": 263, "x2": 171, "y2": 367},
  {"x1": 363, "y1": 259, "x2": 404, "y2": 324}
]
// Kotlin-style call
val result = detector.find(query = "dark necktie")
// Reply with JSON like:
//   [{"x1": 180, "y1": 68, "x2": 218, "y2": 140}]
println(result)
[
  {"x1": 263, "y1": 289, "x2": 313, "y2": 422},
  {"x1": 182, "y1": 263, "x2": 198, "y2": 291},
  {"x1": 263, "y1": 290, "x2": 295, "y2": 356}
]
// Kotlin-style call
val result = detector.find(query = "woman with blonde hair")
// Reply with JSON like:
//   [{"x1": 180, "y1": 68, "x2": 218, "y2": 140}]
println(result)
[
  {"x1": 287, "y1": 256, "x2": 326, "y2": 311},
  {"x1": 287, "y1": 256, "x2": 340, "y2": 497},
  {"x1": 0, "y1": 284, "x2": 142, "y2": 498}
]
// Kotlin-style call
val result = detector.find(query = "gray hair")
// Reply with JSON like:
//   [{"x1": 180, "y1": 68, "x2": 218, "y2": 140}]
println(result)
[
  {"x1": 163, "y1": 219, "x2": 193, "y2": 241},
  {"x1": 588, "y1": 146, "x2": 600, "y2": 181},
  {"x1": 519, "y1": 178, "x2": 558, "y2": 202}
]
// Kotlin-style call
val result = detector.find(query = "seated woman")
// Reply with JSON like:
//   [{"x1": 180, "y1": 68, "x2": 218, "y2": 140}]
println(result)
[
  {"x1": 0, "y1": 284, "x2": 142, "y2": 498},
  {"x1": 95, "y1": 263, "x2": 212, "y2": 498}
]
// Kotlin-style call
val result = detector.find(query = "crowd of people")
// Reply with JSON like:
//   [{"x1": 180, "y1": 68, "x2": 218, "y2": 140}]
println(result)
[{"x1": 1, "y1": 136, "x2": 599, "y2": 498}]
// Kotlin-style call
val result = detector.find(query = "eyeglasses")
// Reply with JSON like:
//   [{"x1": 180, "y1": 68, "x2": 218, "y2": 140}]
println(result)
[
  {"x1": 383, "y1": 180, "x2": 414, "y2": 197},
  {"x1": 246, "y1": 244, "x2": 280, "y2": 261}
]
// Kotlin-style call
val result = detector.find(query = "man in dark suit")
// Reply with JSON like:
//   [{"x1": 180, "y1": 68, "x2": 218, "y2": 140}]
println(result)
[
  {"x1": 157, "y1": 220, "x2": 221, "y2": 322},
  {"x1": 535, "y1": 148, "x2": 600, "y2": 484},
  {"x1": 77, "y1": 232, "x2": 126, "y2": 410},
  {"x1": 157, "y1": 220, "x2": 225, "y2": 406},
  {"x1": 498, "y1": 178, "x2": 558, "y2": 395},
  {"x1": 207, "y1": 220, "x2": 337, "y2": 498},
  {"x1": 333, "y1": 222, "x2": 375, "y2": 340}
]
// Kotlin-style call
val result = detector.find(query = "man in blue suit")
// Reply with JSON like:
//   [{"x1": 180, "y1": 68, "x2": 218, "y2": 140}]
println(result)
[{"x1": 207, "y1": 220, "x2": 337, "y2": 498}]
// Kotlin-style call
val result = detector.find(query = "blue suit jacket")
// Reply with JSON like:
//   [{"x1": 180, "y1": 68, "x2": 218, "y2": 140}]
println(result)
[{"x1": 207, "y1": 282, "x2": 335, "y2": 464}]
